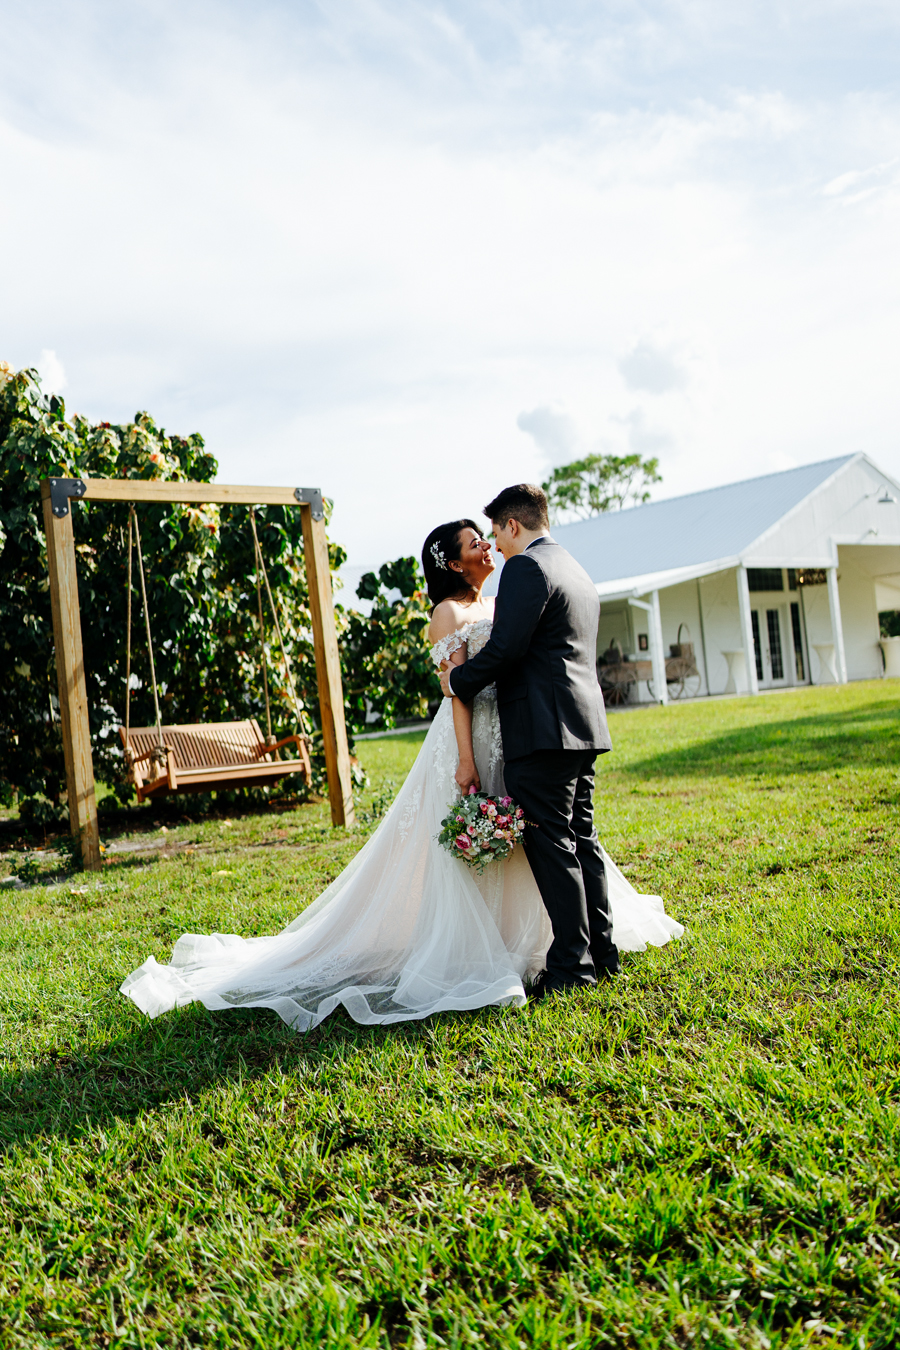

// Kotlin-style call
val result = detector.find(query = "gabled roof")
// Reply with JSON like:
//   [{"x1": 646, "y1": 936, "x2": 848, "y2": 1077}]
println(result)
[{"x1": 552, "y1": 455, "x2": 855, "y2": 586}]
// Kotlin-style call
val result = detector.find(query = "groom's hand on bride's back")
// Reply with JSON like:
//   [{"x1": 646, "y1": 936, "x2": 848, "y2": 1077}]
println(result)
[{"x1": 438, "y1": 662, "x2": 455, "y2": 698}]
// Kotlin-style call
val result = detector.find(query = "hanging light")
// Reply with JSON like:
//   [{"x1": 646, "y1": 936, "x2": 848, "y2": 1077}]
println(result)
[{"x1": 878, "y1": 488, "x2": 897, "y2": 504}]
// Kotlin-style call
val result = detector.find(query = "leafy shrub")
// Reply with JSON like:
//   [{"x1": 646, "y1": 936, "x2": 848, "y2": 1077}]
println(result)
[
  {"x1": 340, "y1": 557, "x2": 435, "y2": 733},
  {"x1": 11, "y1": 853, "x2": 41, "y2": 884}
]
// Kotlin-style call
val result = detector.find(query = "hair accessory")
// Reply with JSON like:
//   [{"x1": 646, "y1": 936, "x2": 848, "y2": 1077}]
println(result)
[{"x1": 430, "y1": 541, "x2": 447, "y2": 570}]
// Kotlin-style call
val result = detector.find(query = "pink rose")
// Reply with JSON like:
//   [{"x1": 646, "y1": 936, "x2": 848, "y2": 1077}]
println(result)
[
  {"x1": 515, "y1": 808, "x2": 523, "y2": 818},
  {"x1": 467, "y1": 825, "x2": 476, "y2": 836},
  {"x1": 501, "y1": 796, "x2": 512, "y2": 807},
  {"x1": 468, "y1": 785, "x2": 477, "y2": 795},
  {"x1": 456, "y1": 835, "x2": 471, "y2": 850}
]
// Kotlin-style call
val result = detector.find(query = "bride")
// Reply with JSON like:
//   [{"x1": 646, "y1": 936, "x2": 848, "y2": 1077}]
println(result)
[{"x1": 121, "y1": 520, "x2": 682, "y2": 1032}]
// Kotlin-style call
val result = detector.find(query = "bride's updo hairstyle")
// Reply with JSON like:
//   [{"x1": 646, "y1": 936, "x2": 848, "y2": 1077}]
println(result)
[{"x1": 422, "y1": 519, "x2": 484, "y2": 609}]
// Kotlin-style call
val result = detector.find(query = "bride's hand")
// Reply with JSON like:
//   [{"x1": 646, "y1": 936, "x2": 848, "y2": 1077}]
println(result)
[{"x1": 455, "y1": 760, "x2": 481, "y2": 794}]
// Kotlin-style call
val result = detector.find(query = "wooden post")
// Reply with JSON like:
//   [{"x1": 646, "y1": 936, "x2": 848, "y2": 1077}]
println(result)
[
  {"x1": 301, "y1": 507, "x2": 356, "y2": 828},
  {"x1": 41, "y1": 487, "x2": 102, "y2": 870}
]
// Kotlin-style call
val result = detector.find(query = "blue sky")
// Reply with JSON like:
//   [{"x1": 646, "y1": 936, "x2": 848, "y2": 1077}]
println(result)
[{"x1": 2, "y1": 1, "x2": 900, "y2": 580}]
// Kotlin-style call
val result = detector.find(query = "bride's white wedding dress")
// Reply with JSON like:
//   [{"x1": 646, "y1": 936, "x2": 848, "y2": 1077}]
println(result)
[{"x1": 121, "y1": 619, "x2": 683, "y2": 1031}]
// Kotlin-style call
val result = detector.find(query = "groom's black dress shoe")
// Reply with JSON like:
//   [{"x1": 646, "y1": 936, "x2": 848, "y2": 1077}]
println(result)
[
  {"x1": 528, "y1": 969, "x2": 619, "y2": 1000},
  {"x1": 528, "y1": 974, "x2": 588, "y2": 1001}
]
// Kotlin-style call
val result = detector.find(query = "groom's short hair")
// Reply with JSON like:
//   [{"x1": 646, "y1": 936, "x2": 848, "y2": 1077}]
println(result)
[{"x1": 484, "y1": 484, "x2": 550, "y2": 532}]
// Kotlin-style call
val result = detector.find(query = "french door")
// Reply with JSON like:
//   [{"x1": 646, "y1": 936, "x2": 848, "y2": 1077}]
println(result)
[{"x1": 750, "y1": 605, "x2": 790, "y2": 688}]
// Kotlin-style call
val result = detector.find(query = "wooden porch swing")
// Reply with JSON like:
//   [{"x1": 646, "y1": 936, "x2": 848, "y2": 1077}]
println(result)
[
  {"x1": 120, "y1": 505, "x2": 312, "y2": 802},
  {"x1": 41, "y1": 477, "x2": 355, "y2": 870}
]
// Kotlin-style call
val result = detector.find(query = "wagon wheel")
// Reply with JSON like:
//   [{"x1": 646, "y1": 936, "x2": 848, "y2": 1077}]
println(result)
[
  {"x1": 668, "y1": 671, "x2": 702, "y2": 700},
  {"x1": 647, "y1": 671, "x2": 702, "y2": 700},
  {"x1": 600, "y1": 667, "x2": 637, "y2": 706}
]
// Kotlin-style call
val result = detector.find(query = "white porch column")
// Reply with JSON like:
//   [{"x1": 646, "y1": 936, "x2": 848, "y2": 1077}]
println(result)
[
  {"x1": 736, "y1": 565, "x2": 760, "y2": 695},
  {"x1": 649, "y1": 589, "x2": 669, "y2": 706},
  {"x1": 826, "y1": 564, "x2": 848, "y2": 683}
]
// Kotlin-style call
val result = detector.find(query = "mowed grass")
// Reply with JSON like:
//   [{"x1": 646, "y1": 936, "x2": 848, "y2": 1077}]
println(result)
[{"x1": 1, "y1": 681, "x2": 899, "y2": 1349}]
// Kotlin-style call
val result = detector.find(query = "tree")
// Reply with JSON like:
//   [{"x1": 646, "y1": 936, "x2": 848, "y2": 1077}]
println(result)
[
  {"x1": 541, "y1": 452, "x2": 662, "y2": 522},
  {"x1": 0, "y1": 365, "x2": 346, "y2": 820},
  {"x1": 340, "y1": 557, "x2": 435, "y2": 733}
]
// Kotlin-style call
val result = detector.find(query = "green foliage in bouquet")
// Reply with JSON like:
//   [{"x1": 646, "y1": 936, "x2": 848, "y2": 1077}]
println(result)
[
  {"x1": 0, "y1": 364, "x2": 347, "y2": 816},
  {"x1": 340, "y1": 556, "x2": 435, "y2": 734},
  {"x1": 437, "y1": 790, "x2": 526, "y2": 874}
]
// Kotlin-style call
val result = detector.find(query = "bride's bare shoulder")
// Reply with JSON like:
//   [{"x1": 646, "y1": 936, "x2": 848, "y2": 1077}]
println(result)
[{"x1": 427, "y1": 599, "x2": 469, "y2": 645}]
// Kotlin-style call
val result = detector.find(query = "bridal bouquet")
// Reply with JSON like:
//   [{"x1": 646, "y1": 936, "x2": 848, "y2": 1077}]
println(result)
[{"x1": 437, "y1": 788, "x2": 527, "y2": 874}]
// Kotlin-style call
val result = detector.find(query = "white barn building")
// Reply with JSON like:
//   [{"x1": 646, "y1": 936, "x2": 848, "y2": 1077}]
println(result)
[{"x1": 551, "y1": 454, "x2": 900, "y2": 704}]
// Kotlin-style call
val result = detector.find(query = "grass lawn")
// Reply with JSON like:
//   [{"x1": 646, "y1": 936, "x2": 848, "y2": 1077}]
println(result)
[{"x1": 1, "y1": 680, "x2": 899, "y2": 1349}]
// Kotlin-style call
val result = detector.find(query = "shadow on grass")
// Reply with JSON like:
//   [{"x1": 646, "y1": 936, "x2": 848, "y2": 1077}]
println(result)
[
  {"x1": 623, "y1": 700, "x2": 900, "y2": 781},
  {"x1": 0, "y1": 789, "x2": 323, "y2": 853},
  {"x1": 0, "y1": 1001, "x2": 452, "y2": 1153}
]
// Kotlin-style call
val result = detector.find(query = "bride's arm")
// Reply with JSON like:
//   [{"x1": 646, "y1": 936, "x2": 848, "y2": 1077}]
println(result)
[
  {"x1": 447, "y1": 648, "x2": 480, "y2": 795},
  {"x1": 428, "y1": 602, "x2": 481, "y2": 795}
]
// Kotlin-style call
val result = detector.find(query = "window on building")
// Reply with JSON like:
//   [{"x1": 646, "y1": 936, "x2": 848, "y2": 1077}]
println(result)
[
  {"x1": 747, "y1": 568, "x2": 784, "y2": 592},
  {"x1": 790, "y1": 602, "x2": 805, "y2": 680},
  {"x1": 750, "y1": 610, "x2": 763, "y2": 680},
  {"x1": 766, "y1": 609, "x2": 784, "y2": 680}
]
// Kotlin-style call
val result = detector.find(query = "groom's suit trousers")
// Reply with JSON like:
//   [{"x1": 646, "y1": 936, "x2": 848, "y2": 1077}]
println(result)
[{"x1": 503, "y1": 748, "x2": 618, "y2": 988}]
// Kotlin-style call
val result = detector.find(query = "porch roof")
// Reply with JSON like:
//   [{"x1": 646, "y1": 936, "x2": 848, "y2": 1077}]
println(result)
[{"x1": 553, "y1": 455, "x2": 854, "y2": 590}]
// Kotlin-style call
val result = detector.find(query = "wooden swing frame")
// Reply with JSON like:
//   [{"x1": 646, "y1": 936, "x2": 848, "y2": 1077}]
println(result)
[{"x1": 41, "y1": 477, "x2": 355, "y2": 871}]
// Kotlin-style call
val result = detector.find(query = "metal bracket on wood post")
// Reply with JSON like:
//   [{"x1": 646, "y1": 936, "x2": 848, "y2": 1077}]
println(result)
[
  {"x1": 294, "y1": 487, "x2": 324, "y2": 521},
  {"x1": 49, "y1": 478, "x2": 87, "y2": 518}
]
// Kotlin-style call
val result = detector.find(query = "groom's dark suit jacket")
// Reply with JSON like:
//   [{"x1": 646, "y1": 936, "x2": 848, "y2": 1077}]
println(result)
[{"x1": 449, "y1": 537, "x2": 612, "y2": 762}]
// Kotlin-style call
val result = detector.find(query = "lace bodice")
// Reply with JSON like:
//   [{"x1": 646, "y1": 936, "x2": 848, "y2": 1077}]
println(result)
[{"x1": 429, "y1": 616, "x2": 493, "y2": 668}]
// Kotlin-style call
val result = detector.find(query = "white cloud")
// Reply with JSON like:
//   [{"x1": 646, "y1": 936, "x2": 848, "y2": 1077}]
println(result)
[
  {"x1": 615, "y1": 408, "x2": 674, "y2": 458},
  {"x1": 516, "y1": 406, "x2": 578, "y2": 462},
  {"x1": 618, "y1": 337, "x2": 690, "y2": 394},
  {"x1": 822, "y1": 157, "x2": 900, "y2": 205},
  {"x1": 35, "y1": 349, "x2": 67, "y2": 393},
  {"x1": 0, "y1": 3, "x2": 899, "y2": 562}
]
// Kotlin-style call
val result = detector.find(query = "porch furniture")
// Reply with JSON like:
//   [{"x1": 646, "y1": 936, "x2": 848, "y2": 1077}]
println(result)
[
  {"x1": 813, "y1": 643, "x2": 838, "y2": 683},
  {"x1": 880, "y1": 636, "x2": 900, "y2": 678},
  {"x1": 120, "y1": 720, "x2": 311, "y2": 803},
  {"x1": 721, "y1": 649, "x2": 746, "y2": 695},
  {"x1": 647, "y1": 624, "x2": 701, "y2": 700}
]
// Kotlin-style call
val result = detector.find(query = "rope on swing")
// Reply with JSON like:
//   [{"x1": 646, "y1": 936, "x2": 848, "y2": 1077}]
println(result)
[
  {"x1": 124, "y1": 506, "x2": 167, "y2": 770},
  {"x1": 249, "y1": 508, "x2": 305, "y2": 747},
  {"x1": 125, "y1": 510, "x2": 133, "y2": 755},
  {"x1": 250, "y1": 508, "x2": 273, "y2": 745},
  {"x1": 122, "y1": 504, "x2": 304, "y2": 779}
]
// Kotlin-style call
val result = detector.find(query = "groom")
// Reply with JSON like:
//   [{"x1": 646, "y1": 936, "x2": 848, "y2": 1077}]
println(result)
[{"x1": 438, "y1": 483, "x2": 618, "y2": 995}]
